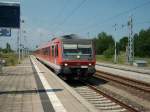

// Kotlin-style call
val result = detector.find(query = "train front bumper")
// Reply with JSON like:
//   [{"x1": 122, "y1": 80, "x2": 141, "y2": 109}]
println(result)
[{"x1": 61, "y1": 66, "x2": 96, "y2": 76}]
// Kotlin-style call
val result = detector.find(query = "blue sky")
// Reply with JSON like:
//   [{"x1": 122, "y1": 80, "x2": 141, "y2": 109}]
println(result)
[{"x1": 0, "y1": 0, "x2": 150, "y2": 50}]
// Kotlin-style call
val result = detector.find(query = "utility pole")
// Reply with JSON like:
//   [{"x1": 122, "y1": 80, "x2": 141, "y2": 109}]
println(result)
[
  {"x1": 127, "y1": 16, "x2": 134, "y2": 65},
  {"x1": 20, "y1": 44, "x2": 23, "y2": 59},
  {"x1": 17, "y1": 29, "x2": 21, "y2": 62},
  {"x1": 87, "y1": 32, "x2": 90, "y2": 38},
  {"x1": 114, "y1": 41, "x2": 117, "y2": 63},
  {"x1": 18, "y1": 0, "x2": 21, "y2": 63},
  {"x1": 20, "y1": 20, "x2": 25, "y2": 59},
  {"x1": 113, "y1": 24, "x2": 117, "y2": 64}
]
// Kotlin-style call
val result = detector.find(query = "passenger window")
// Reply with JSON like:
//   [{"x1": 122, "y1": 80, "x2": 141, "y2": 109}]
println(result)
[
  {"x1": 43, "y1": 48, "x2": 49, "y2": 55},
  {"x1": 55, "y1": 45, "x2": 58, "y2": 57}
]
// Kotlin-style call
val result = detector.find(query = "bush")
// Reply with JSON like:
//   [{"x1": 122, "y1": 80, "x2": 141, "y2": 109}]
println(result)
[
  {"x1": 0, "y1": 53, "x2": 18, "y2": 66},
  {"x1": 103, "y1": 47, "x2": 114, "y2": 58}
]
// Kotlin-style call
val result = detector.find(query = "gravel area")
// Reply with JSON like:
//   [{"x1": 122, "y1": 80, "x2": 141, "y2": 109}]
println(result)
[
  {"x1": 108, "y1": 81, "x2": 150, "y2": 101},
  {"x1": 88, "y1": 77, "x2": 150, "y2": 112}
]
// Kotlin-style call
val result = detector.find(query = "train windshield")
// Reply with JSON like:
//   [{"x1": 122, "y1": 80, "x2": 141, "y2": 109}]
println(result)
[{"x1": 63, "y1": 44, "x2": 92, "y2": 55}]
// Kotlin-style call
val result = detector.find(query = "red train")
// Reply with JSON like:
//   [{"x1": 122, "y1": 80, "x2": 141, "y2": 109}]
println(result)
[{"x1": 34, "y1": 34, "x2": 96, "y2": 80}]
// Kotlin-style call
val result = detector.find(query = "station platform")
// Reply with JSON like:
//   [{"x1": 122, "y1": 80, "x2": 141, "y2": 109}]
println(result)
[
  {"x1": 0, "y1": 58, "x2": 43, "y2": 112},
  {"x1": 96, "y1": 62, "x2": 150, "y2": 75},
  {"x1": 96, "y1": 62, "x2": 150, "y2": 84},
  {"x1": 0, "y1": 56, "x2": 98, "y2": 112}
]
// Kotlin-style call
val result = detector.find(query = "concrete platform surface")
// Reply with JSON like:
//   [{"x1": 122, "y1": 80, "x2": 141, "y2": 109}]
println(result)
[
  {"x1": 0, "y1": 57, "x2": 99, "y2": 112},
  {"x1": 96, "y1": 64, "x2": 150, "y2": 84},
  {"x1": 0, "y1": 58, "x2": 44, "y2": 112},
  {"x1": 96, "y1": 62, "x2": 150, "y2": 75},
  {"x1": 30, "y1": 56, "x2": 99, "y2": 112}
]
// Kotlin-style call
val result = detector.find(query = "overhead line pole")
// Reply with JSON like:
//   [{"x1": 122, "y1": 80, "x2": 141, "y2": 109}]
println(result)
[
  {"x1": 127, "y1": 15, "x2": 134, "y2": 65},
  {"x1": 113, "y1": 24, "x2": 117, "y2": 64}
]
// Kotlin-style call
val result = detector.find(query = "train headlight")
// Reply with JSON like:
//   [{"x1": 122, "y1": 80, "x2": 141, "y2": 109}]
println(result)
[
  {"x1": 64, "y1": 63, "x2": 68, "y2": 66},
  {"x1": 89, "y1": 63, "x2": 92, "y2": 66},
  {"x1": 77, "y1": 55, "x2": 80, "y2": 59}
]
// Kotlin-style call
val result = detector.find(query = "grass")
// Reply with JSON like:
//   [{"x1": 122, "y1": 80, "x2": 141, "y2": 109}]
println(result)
[
  {"x1": 0, "y1": 52, "x2": 18, "y2": 66},
  {"x1": 96, "y1": 52, "x2": 127, "y2": 64},
  {"x1": 96, "y1": 52, "x2": 150, "y2": 66},
  {"x1": 96, "y1": 55, "x2": 114, "y2": 63}
]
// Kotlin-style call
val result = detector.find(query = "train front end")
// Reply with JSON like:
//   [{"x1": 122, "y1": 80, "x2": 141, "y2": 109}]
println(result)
[{"x1": 61, "y1": 37, "x2": 96, "y2": 79}]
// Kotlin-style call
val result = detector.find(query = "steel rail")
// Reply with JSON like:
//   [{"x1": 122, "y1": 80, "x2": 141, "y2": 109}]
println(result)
[
  {"x1": 83, "y1": 81, "x2": 139, "y2": 112},
  {"x1": 95, "y1": 70, "x2": 150, "y2": 93}
]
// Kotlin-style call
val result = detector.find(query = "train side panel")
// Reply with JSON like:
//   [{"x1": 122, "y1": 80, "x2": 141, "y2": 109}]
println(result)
[{"x1": 34, "y1": 36, "x2": 96, "y2": 79}]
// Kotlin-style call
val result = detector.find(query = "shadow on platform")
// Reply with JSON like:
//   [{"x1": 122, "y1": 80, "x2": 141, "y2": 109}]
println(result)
[
  {"x1": 0, "y1": 72, "x2": 33, "y2": 76},
  {"x1": 0, "y1": 88, "x2": 63, "y2": 95}
]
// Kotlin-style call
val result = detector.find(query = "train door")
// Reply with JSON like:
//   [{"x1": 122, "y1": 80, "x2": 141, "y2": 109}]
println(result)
[
  {"x1": 54, "y1": 45, "x2": 56, "y2": 64},
  {"x1": 55, "y1": 44, "x2": 59, "y2": 64},
  {"x1": 48, "y1": 47, "x2": 50, "y2": 61},
  {"x1": 51, "y1": 44, "x2": 59, "y2": 64},
  {"x1": 51, "y1": 45, "x2": 55, "y2": 64}
]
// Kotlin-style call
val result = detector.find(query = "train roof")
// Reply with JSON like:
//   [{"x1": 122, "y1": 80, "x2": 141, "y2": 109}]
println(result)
[
  {"x1": 36, "y1": 41, "x2": 51, "y2": 50},
  {"x1": 36, "y1": 34, "x2": 92, "y2": 50},
  {"x1": 61, "y1": 34, "x2": 80, "y2": 39},
  {"x1": 52, "y1": 34, "x2": 92, "y2": 43},
  {"x1": 51, "y1": 34, "x2": 79, "y2": 41}
]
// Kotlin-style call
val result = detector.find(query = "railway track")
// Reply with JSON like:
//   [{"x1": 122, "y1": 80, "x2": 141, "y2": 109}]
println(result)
[
  {"x1": 38, "y1": 59, "x2": 144, "y2": 111},
  {"x1": 70, "y1": 80, "x2": 138, "y2": 112},
  {"x1": 95, "y1": 70, "x2": 150, "y2": 93}
]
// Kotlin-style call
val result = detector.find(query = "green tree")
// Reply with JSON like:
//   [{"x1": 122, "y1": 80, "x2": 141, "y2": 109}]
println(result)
[
  {"x1": 94, "y1": 32, "x2": 114, "y2": 55},
  {"x1": 134, "y1": 28, "x2": 150, "y2": 57},
  {"x1": 103, "y1": 46, "x2": 114, "y2": 58},
  {"x1": 119, "y1": 36, "x2": 128, "y2": 51},
  {"x1": 0, "y1": 47, "x2": 2, "y2": 52},
  {"x1": 3, "y1": 43, "x2": 12, "y2": 53}
]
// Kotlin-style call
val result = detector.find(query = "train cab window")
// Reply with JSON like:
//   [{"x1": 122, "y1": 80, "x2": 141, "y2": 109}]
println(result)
[{"x1": 55, "y1": 45, "x2": 58, "y2": 57}]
